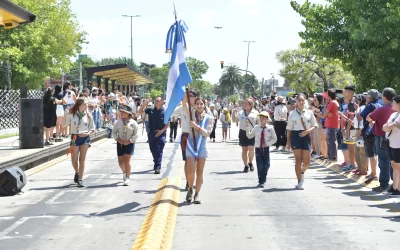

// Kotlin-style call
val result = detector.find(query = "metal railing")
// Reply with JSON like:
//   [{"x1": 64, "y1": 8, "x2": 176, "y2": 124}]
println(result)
[{"x1": 0, "y1": 89, "x2": 43, "y2": 130}]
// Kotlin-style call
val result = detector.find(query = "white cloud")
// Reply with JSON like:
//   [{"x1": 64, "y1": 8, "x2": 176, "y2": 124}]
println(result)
[
  {"x1": 195, "y1": 10, "x2": 217, "y2": 29},
  {"x1": 232, "y1": 0, "x2": 260, "y2": 16}
]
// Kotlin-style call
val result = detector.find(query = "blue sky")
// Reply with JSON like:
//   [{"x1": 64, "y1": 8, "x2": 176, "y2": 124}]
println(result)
[{"x1": 70, "y1": 0, "x2": 327, "y2": 85}]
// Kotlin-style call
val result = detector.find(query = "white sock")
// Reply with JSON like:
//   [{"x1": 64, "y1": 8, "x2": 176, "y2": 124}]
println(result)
[{"x1": 123, "y1": 173, "x2": 126, "y2": 181}]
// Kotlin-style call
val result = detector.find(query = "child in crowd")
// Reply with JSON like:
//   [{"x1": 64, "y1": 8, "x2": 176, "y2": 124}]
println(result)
[{"x1": 246, "y1": 111, "x2": 277, "y2": 188}]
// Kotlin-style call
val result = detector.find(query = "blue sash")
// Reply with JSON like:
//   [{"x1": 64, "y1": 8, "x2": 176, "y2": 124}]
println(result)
[{"x1": 186, "y1": 116, "x2": 209, "y2": 158}]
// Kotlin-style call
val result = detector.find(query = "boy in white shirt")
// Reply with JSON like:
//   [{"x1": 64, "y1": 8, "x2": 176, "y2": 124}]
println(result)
[{"x1": 246, "y1": 111, "x2": 277, "y2": 188}]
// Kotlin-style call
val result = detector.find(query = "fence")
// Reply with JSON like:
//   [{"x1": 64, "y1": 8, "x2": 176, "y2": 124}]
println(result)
[{"x1": 0, "y1": 89, "x2": 43, "y2": 130}]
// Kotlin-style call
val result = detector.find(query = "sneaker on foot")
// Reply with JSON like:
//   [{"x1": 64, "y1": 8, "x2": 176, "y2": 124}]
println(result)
[
  {"x1": 389, "y1": 190, "x2": 400, "y2": 197},
  {"x1": 123, "y1": 178, "x2": 130, "y2": 186},
  {"x1": 77, "y1": 180, "x2": 84, "y2": 188},
  {"x1": 74, "y1": 173, "x2": 79, "y2": 183},
  {"x1": 248, "y1": 163, "x2": 254, "y2": 171},
  {"x1": 243, "y1": 166, "x2": 249, "y2": 173},
  {"x1": 154, "y1": 169, "x2": 161, "y2": 174},
  {"x1": 123, "y1": 173, "x2": 127, "y2": 181}
]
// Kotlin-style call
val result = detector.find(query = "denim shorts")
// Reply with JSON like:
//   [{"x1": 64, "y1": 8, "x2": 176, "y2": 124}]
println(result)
[
  {"x1": 117, "y1": 142, "x2": 135, "y2": 156},
  {"x1": 290, "y1": 130, "x2": 312, "y2": 151},
  {"x1": 71, "y1": 135, "x2": 91, "y2": 147}
]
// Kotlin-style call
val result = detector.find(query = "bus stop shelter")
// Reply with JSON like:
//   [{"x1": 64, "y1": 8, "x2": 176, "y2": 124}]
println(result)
[
  {"x1": 86, "y1": 64, "x2": 154, "y2": 93},
  {"x1": 0, "y1": 0, "x2": 36, "y2": 28}
]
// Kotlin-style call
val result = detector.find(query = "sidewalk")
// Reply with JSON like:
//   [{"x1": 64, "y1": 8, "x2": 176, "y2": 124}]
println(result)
[{"x1": 0, "y1": 127, "x2": 18, "y2": 136}]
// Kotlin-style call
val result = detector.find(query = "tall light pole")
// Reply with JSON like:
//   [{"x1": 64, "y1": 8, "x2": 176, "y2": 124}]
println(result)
[
  {"x1": 243, "y1": 40, "x2": 256, "y2": 94},
  {"x1": 122, "y1": 14, "x2": 141, "y2": 63}
]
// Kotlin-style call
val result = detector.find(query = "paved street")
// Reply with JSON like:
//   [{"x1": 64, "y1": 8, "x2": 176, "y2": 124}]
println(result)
[{"x1": 1, "y1": 124, "x2": 400, "y2": 250}]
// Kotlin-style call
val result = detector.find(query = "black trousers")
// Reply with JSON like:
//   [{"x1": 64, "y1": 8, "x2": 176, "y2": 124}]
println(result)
[
  {"x1": 170, "y1": 121, "x2": 178, "y2": 139},
  {"x1": 274, "y1": 120, "x2": 287, "y2": 148},
  {"x1": 210, "y1": 121, "x2": 217, "y2": 139}
]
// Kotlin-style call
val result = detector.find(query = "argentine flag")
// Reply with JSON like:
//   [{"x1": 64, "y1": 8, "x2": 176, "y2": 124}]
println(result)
[{"x1": 164, "y1": 21, "x2": 192, "y2": 123}]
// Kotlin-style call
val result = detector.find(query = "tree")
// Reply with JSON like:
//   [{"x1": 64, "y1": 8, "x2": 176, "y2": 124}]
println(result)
[
  {"x1": 276, "y1": 47, "x2": 354, "y2": 93},
  {"x1": 291, "y1": 0, "x2": 400, "y2": 91},
  {"x1": 98, "y1": 57, "x2": 138, "y2": 70},
  {"x1": 139, "y1": 62, "x2": 156, "y2": 76},
  {"x1": 66, "y1": 56, "x2": 96, "y2": 86},
  {"x1": 190, "y1": 80, "x2": 213, "y2": 98},
  {"x1": 0, "y1": 0, "x2": 85, "y2": 89},
  {"x1": 219, "y1": 65, "x2": 243, "y2": 96},
  {"x1": 149, "y1": 63, "x2": 169, "y2": 92},
  {"x1": 186, "y1": 57, "x2": 209, "y2": 81},
  {"x1": 149, "y1": 89, "x2": 162, "y2": 99}
]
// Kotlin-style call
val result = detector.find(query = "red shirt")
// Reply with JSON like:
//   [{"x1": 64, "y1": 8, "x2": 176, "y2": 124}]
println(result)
[
  {"x1": 369, "y1": 104, "x2": 395, "y2": 137},
  {"x1": 324, "y1": 101, "x2": 339, "y2": 129}
]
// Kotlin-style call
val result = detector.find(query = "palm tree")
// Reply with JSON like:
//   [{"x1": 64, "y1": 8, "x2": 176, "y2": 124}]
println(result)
[{"x1": 219, "y1": 65, "x2": 243, "y2": 96}]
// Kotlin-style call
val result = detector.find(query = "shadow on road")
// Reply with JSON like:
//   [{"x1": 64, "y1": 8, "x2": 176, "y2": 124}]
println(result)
[
  {"x1": 211, "y1": 171, "x2": 243, "y2": 175},
  {"x1": 223, "y1": 186, "x2": 258, "y2": 191},
  {"x1": 133, "y1": 184, "x2": 182, "y2": 195},
  {"x1": 262, "y1": 188, "x2": 296, "y2": 193},
  {"x1": 91, "y1": 201, "x2": 141, "y2": 216}
]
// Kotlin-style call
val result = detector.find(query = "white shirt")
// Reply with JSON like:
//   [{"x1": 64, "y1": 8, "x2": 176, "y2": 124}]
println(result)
[
  {"x1": 173, "y1": 106, "x2": 190, "y2": 133},
  {"x1": 246, "y1": 124, "x2": 277, "y2": 148},
  {"x1": 65, "y1": 112, "x2": 95, "y2": 134},
  {"x1": 354, "y1": 105, "x2": 365, "y2": 129},
  {"x1": 387, "y1": 112, "x2": 400, "y2": 148},
  {"x1": 234, "y1": 109, "x2": 260, "y2": 130},
  {"x1": 286, "y1": 108, "x2": 318, "y2": 131},
  {"x1": 112, "y1": 118, "x2": 139, "y2": 143},
  {"x1": 274, "y1": 104, "x2": 288, "y2": 121}
]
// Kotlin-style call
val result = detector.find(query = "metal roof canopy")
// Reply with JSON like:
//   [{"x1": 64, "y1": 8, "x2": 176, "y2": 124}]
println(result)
[
  {"x1": 86, "y1": 64, "x2": 154, "y2": 86},
  {"x1": 0, "y1": 0, "x2": 36, "y2": 27}
]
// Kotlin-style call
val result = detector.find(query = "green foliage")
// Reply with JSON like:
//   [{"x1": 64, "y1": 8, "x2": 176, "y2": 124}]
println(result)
[
  {"x1": 186, "y1": 57, "x2": 209, "y2": 81},
  {"x1": 98, "y1": 57, "x2": 138, "y2": 70},
  {"x1": 286, "y1": 91, "x2": 296, "y2": 98},
  {"x1": 219, "y1": 65, "x2": 244, "y2": 96},
  {"x1": 291, "y1": 0, "x2": 400, "y2": 92},
  {"x1": 67, "y1": 56, "x2": 96, "y2": 86},
  {"x1": 0, "y1": 0, "x2": 84, "y2": 89},
  {"x1": 190, "y1": 80, "x2": 213, "y2": 98},
  {"x1": 149, "y1": 63, "x2": 169, "y2": 92},
  {"x1": 276, "y1": 47, "x2": 354, "y2": 93},
  {"x1": 139, "y1": 62, "x2": 156, "y2": 76},
  {"x1": 149, "y1": 89, "x2": 162, "y2": 99},
  {"x1": 229, "y1": 95, "x2": 239, "y2": 103}
]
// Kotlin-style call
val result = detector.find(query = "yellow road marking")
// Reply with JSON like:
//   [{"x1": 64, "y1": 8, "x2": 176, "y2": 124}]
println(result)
[
  {"x1": 132, "y1": 162, "x2": 183, "y2": 250},
  {"x1": 25, "y1": 138, "x2": 108, "y2": 176},
  {"x1": 315, "y1": 159, "x2": 400, "y2": 213}
]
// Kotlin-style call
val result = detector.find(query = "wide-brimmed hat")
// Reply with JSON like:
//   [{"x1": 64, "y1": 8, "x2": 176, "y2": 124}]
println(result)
[
  {"x1": 120, "y1": 105, "x2": 133, "y2": 115},
  {"x1": 258, "y1": 111, "x2": 270, "y2": 118},
  {"x1": 277, "y1": 96, "x2": 286, "y2": 103},
  {"x1": 222, "y1": 107, "x2": 228, "y2": 112}
]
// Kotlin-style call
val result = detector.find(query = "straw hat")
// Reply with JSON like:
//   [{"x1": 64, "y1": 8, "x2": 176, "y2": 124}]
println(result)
[
  {"x1": 277, "y1": 96, "x2": 286, "y2": 104},
  {"x1": 258, "y1": 111, "x2": 270, "y2": 118}
]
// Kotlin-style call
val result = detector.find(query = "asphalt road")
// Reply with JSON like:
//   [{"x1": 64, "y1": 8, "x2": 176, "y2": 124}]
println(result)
[{"x1": 1, "y1": 123, "x2": 400, "y2": 250}]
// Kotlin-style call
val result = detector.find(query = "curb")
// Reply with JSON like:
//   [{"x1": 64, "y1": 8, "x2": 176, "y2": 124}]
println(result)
[
  {"x1": 314, "y1": 159, "x2": 380, "y2": 189},
  {"x1": 132, "y1": 165, "x2": 182, "y2": 250},
  {"x1": 0, "y1": 130, "x2": 107, "y2": 172}
]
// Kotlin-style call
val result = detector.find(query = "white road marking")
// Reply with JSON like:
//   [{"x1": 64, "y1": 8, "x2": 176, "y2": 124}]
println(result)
[
  {"x1": 82, "y1": 174, "x2": 107, "y2": 183},
  {"x1": 45, "y1": 190, "x2": 111, "y2": 204},
  {"x1": 0, "y1": 217, "x2": 14, "y2": 221},
  {"x1": 81, "y1": 224, "x2": 92, "y2": 229},
  {"x1": 0, "y1": 216, "x2": 57, "y2": 240},
  {"x1": 60, "y1": 216, "x2": 74, "y2": 223}
]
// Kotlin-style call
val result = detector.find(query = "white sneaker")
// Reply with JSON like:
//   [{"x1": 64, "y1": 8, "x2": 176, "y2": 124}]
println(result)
[
  {"x1": 295, "y1": 183, "x2": 304, "y2": 190},
  {"x1": 313, "y1": 154, "x2": 320, "y2": 159},
  {"x1": 123, "y1": 178, "x2": 130, "y2": 186},
  {"x1": 123, "y1": 173, "x2": 126, "y2": 181}
]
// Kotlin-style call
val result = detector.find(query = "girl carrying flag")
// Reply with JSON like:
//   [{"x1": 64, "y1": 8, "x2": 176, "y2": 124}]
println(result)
[
  {"x1": 246, "y1": 111, "x2": 277, "y2": 188},
  {"x1": 184, "y1": 97, "x2": 214, "y2": 204},
  {"x1": 65, "y1": 98, "x2": 95, "y2": 187},
  {"x1": 112, "y1": 105, "x2": 139, "y2": 186}
]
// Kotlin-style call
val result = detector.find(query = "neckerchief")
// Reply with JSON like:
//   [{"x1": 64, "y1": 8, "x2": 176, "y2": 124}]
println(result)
[
  {"x1": 122, "y1": 118, "x2": 130, "y2": 139},
  {"x1": 187, "y1": 113, "x2": 209, "y2": 159},
  {"x1": 295, "y1": 108, "x2": 309, "y2": 132},
  {"x1": 260, "y1": 126, "x2": 266, "y2": 156},
  {"x1": 77, "y1": 111, "x2": 86, "y2": 134}
]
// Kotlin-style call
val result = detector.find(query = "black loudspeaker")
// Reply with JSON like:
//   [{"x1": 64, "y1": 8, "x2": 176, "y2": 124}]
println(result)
[
  {"x1": 19, "y1": 98, "x2": 44, "y2": 149},
  {"x1": 0, "y1": 167, "x2": 27, "y2": 196}
]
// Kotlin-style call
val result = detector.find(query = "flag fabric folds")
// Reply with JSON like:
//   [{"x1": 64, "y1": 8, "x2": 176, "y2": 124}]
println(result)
[
  {"x1": 163, "y1": 21, "x2": 192, "y2": 123},
  {"x1": 165, "y1": 20, "x2": 188, "y2": 53}
]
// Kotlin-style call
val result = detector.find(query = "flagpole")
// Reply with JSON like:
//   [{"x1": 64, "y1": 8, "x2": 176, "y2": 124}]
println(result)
[{"x1": 186, "y1": 86, "x2": 197, "y2": 152}]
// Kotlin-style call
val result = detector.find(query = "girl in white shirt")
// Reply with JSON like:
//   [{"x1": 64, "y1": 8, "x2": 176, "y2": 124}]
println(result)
[
  {"x1": 383, "y1": 95, "x2": 400, "y2": 197},
  {"x1": 64, "y1": 98, "x2": 95, "y2": 187},
  {"x1": 246, "y1": 111, "x2": 277, "y2": 188},
  {"x1": 287, "y1": 93, "x2": 318, "y2": 190}
]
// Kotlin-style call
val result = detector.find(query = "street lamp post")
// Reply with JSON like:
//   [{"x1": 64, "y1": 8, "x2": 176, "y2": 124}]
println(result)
[
  {"x1": 243, "y1": 40, "x2": 256, "y2": 96},
  {"x1": 122, "y1": 14, "x2": 141, "y2": 64}
]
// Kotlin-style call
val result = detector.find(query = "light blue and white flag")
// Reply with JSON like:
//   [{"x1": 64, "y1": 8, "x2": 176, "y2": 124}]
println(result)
[{"x1": 164, "y1": 21, "x2": 192, "y2": 123}]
